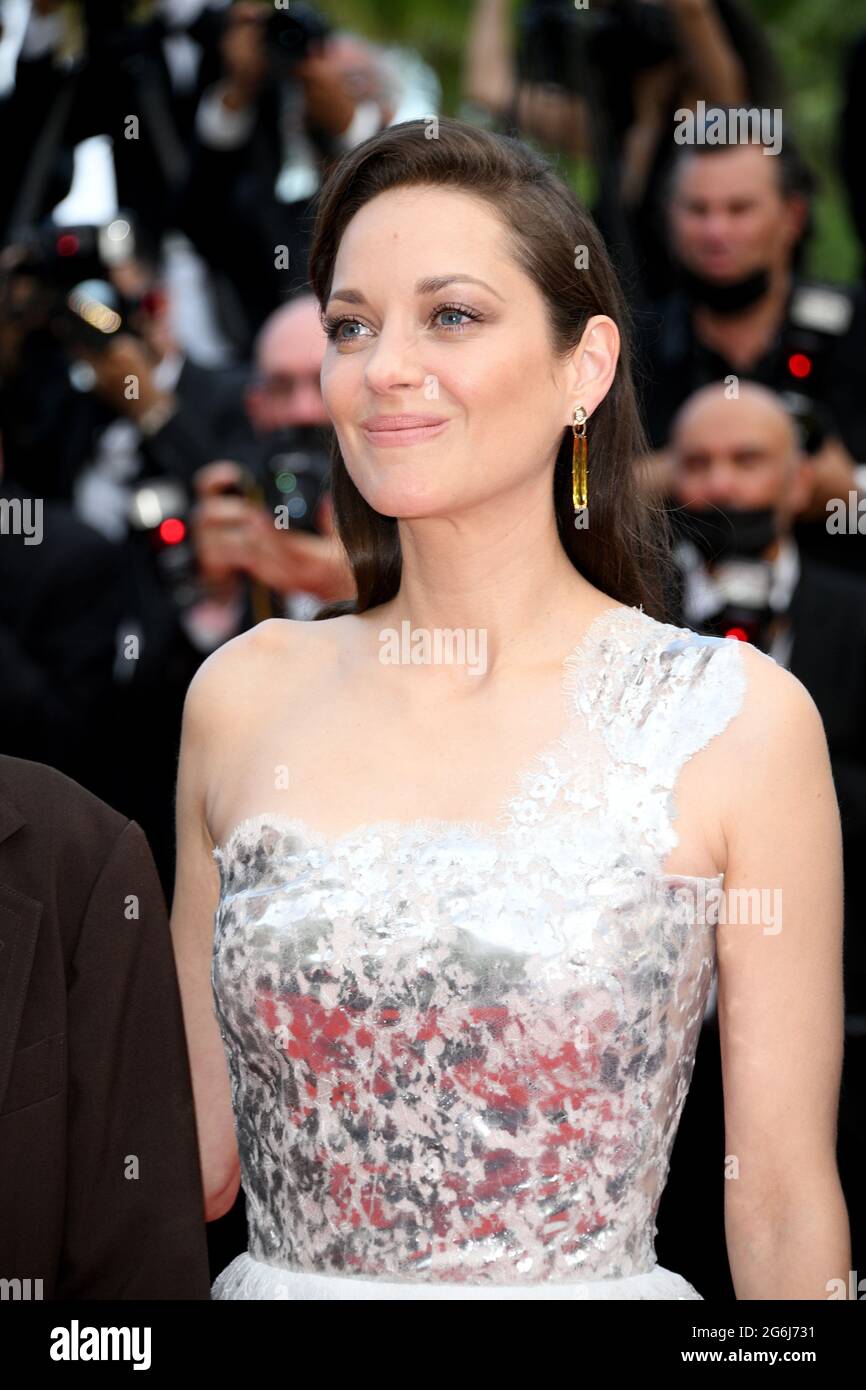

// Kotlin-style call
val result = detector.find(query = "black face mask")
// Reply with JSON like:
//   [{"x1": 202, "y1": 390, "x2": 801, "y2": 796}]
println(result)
[
  {"x1": 675, "y1": 262, "x2": 771, "y2": 315},
  {"x1": 672, "y1": 503, "x2": 779, "y2": 563}
]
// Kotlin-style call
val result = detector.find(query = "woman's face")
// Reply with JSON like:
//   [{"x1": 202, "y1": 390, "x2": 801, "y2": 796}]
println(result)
[{"x1": 320, "y1": 185, "x2": 606, "y2": 520}]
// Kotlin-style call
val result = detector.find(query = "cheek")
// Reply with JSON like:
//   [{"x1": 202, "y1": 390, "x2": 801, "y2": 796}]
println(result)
[
  {"x1": 319, "y1": 352, "x2": 367, "y2": 420},
  {"x1": 678, "y1": 477, "x2": 708, "y2": 505},
  {"x1": 440, "y1": 342, "x2": 547, "y2": 427},
  {"x1": 749, "y1": 471, "x2": 780, "y2": 505},
  {"x1": 676, "y1": 214, "x2": 700, "y2": 246},
  {"x1": 746, "y1": 214, "x2": 772, "y2": 249}
]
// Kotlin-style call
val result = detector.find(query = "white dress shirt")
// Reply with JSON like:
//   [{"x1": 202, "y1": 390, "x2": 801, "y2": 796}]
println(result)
[{"x1": 676, "y1": 534, "x2": 802, "y2": 668}]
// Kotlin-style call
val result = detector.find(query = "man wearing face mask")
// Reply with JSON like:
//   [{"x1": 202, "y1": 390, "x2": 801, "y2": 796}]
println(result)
[
  {"x1": 668, "y1": 380, "x2": 866, "y2": 1008},
  {"x1": 667, "y1": 381, "x2": 866, "y2": 674},
  {"x1": 668, "y1": 382, "x2": 814, "y2": 662},
  {"x1": 635, "y1": 117, "x2": 866, "y2": 577},
  {"x1": 656, "y1": 379, "x2": 866, "y2": 1296}
]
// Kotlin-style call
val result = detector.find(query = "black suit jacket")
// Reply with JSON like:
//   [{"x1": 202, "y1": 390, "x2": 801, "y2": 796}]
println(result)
[
  {"x1": 0, "y1": 755, "x2": 211, "y2": 1298},
  {"x1": 139, "y1": 357, "x2": 254, "y2": 488}
]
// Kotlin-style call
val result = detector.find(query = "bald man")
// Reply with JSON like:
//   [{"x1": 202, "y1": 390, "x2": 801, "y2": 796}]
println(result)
[
  {"x1": 245, "y1": 296, "x2": 332, "y2": 436},
  {"x1": 667, "y1": 377, "x2": 866, "y2": 1019},
  {"x1": 667, "y1": 380, "x2": 815, "y2": 662}
]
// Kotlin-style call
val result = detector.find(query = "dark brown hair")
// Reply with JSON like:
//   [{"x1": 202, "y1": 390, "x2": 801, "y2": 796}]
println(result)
[{"x1": 306, "y1": 116, "x2": 678, "y2": 623}]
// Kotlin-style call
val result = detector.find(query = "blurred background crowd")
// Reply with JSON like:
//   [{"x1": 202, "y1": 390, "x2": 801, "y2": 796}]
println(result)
[{"x1": 0, "y1": 0, "x2": 864, "y2": 1295}]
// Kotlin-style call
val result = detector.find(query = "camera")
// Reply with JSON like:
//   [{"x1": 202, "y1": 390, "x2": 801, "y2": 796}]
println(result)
[
  {"x1": 778, "y1": 282, "x2": 857, "y2": 453},
  {"x1": 517, "y1": 0, "x2": 677, "y2": 91},
  {"x1": 127, "y1": 477, "x2": 200, "y2": 612},
  {"x1": 256, "y1": 426, "x2": 331, "y2": 535},
  {"x1": 0, "y1": 216, "x2": 143, "y2": 357},
  {"x1": 265, "y1": 3, "x2": 331, "y2": 77}
]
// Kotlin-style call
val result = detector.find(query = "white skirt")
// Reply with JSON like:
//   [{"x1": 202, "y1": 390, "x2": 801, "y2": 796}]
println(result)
[{"x1": 211, "y1": 1251, "x2": 703, "y2": 1300}]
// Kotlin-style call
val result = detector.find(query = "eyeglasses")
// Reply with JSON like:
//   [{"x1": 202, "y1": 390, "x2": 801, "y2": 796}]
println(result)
[{"x1": 253, "y1": 375, "x2": 303, "y2": 398}]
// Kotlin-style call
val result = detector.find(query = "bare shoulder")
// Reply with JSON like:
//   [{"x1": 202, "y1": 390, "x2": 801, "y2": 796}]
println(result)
[
  {"x1": 182, "y1": 615, "x2": 354, "y2": 729},
  {"x1": 722, "y1": 639, "x2": 827, "y2": 757},
  {"x1": 710, "y1": 639, "x2": 833, "y2": 826}
]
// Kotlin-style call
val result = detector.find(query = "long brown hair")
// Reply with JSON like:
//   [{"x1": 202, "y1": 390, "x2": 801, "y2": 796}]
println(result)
[{"x1": 307, "y1": 116, "x2": 677, "y2": 623}]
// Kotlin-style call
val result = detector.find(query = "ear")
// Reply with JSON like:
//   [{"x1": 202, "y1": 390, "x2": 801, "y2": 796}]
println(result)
[
  {"x1": 564, "y1": 315, "x2": 620, "y2": 427},
  {"x1": 782, "y1": 193, "x2": 809, "y2": 250},
  {"x1": 786, "y1": 452, "x2": 815, "y2": 516}
]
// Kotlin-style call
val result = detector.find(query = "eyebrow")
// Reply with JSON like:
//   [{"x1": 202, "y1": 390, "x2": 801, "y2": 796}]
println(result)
[{"x1": 326, "y1": 274, "x2": 505, "y2": 307}]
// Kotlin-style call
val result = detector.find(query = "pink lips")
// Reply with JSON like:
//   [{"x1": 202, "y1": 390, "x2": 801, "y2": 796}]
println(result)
[{"x1": 361, "y1": 414, "x2": 449, "y2": 447}]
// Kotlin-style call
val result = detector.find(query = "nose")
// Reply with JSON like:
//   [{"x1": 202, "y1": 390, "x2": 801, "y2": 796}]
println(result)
[
  {"x1": 289, "y1": 378, "x2": 328, "y2": 424},
  {"x1": 362, "y1": 319, "x2": 427, "y2": 395},
  {"x1": 702, "y1": 463, "x2": 742, "y2": 506},
  {"x1": 692, "y1": 219, "x2": 727, "y2": 253}
]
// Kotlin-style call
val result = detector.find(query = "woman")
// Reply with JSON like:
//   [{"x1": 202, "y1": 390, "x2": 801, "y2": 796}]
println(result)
[{"x1": 171, "y1": 118, "x2": 849, "y2": 1299}]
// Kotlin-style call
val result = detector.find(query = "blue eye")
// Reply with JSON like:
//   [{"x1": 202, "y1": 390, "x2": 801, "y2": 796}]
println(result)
[
  {"x1": 323, "y1": 301, "x2": 483, "y2": 343},
  {"x1": 323, "y1": 318, "x2": 367, "y2": 342},
  {"x1": 435, "y1": 305, "x2": 477, "y2": 330}
]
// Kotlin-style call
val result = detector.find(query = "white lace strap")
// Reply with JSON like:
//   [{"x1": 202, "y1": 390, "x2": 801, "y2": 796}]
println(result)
[{"x1": 576, "y1": 614, "x2": 748, "y2": 865}]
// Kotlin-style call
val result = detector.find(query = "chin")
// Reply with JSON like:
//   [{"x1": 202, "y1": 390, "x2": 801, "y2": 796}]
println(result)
[
  {"x1": 350, "y1": 469, "x2": 458, "y2": 519},
  {"x1": 699, "y1": 261, "x2": 742, "y2": 281},
  {"x1": 365, "y1": 487, "x2": 451, "y2": 521}
]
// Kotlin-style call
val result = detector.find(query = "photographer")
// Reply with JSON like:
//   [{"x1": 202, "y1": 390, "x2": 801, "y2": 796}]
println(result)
[
  {"x1": 635, "y1": 124, "x2": 866, "y2": 576},
  {"x1": 177, "y1": 3, "x2": 439, "y2": 352},
  {"x1": 0, "y1": 223, "x2": 251, "y2": 516},
  {"x1": 463, "y1": 0, "x2": 779, "y2": 297},
  {"x1": 0, "y1": 0, "x2": 200, "y2": 250},
  {"x1": 0, "y1": 218, "x2": 256, "y2": 893},
  {"x1": 190, "y1": 294, "x2": 354, "y2": 624}
]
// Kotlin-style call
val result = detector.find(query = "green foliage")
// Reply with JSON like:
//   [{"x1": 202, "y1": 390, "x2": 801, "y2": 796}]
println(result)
[
  {"x1": 750, "y1": 0, "x2": 862, "y2": 279},
  {"x1": 321, "y1": 0, "x2": 863, "y2": 282}
]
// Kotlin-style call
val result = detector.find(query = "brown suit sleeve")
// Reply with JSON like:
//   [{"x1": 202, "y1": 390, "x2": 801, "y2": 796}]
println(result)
[{"x1": 57, "y1": 819, "x2": 212, "y2": 1298}]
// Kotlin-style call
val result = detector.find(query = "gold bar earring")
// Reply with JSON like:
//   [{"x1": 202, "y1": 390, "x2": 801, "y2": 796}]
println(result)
[{"x1": 572, "y1": 405, "x2": 588, "y2": 514}]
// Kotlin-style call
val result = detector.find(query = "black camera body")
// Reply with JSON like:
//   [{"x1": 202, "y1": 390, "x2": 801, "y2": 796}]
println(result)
[
  {"x1": 256, "y1": 427, "x2": 331, "y2": 536},
  {"x1": 265, "y1": 3, "x2": 331, "y2": 77},
  {"x1": 127, "y1": 476, "x2": 201, "y2": 613},
  {"x1": 1, "y1": 219, "x2": 141, "y2": 356},
  {"x1": 777, "y1": 281, "x2": 858, "y2": 454},
  {"x1": 517, "y1": 0, "x2": 677, "y2": 90}
]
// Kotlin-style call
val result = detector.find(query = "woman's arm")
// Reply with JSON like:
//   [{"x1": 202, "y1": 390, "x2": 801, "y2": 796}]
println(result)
[
  {"x1": 716, "y1": 646, "x2": 851, "y2": 1298},
  {"x1": 170, "y1": 650, "x2": 243, "y2": 1222}
]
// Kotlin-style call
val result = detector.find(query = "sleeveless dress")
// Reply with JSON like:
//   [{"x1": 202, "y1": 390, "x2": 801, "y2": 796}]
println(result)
[{"x1": 209, "y1": 604, "x2": 748, "y2": 1299}]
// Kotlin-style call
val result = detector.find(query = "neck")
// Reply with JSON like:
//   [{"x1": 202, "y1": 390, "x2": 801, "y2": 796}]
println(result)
[
  {"x1": 692, "y1": 264, "x2": 790, "y2": 365},
  {"x1": 369, "y1": 483, "x2": 606, "y2": 683}
]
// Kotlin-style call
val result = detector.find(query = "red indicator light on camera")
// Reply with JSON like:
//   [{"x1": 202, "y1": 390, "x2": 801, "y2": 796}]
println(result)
[
  {"x1": 159, "y1": 518, "x2": 186, "y2": 545},
  {"x1": 787, "y1": 353, "x2": 812, "y2": 379}
]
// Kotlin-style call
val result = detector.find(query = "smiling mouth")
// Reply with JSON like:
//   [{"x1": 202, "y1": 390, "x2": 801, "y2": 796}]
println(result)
[{"x1": 362, "y1": 420, "x2": 450, "y2": 448}]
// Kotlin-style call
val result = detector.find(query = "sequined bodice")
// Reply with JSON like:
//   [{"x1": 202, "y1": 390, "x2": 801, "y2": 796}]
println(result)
[{"x1": 211, "y1": 606, "x2": 747, "y2": 1285}]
